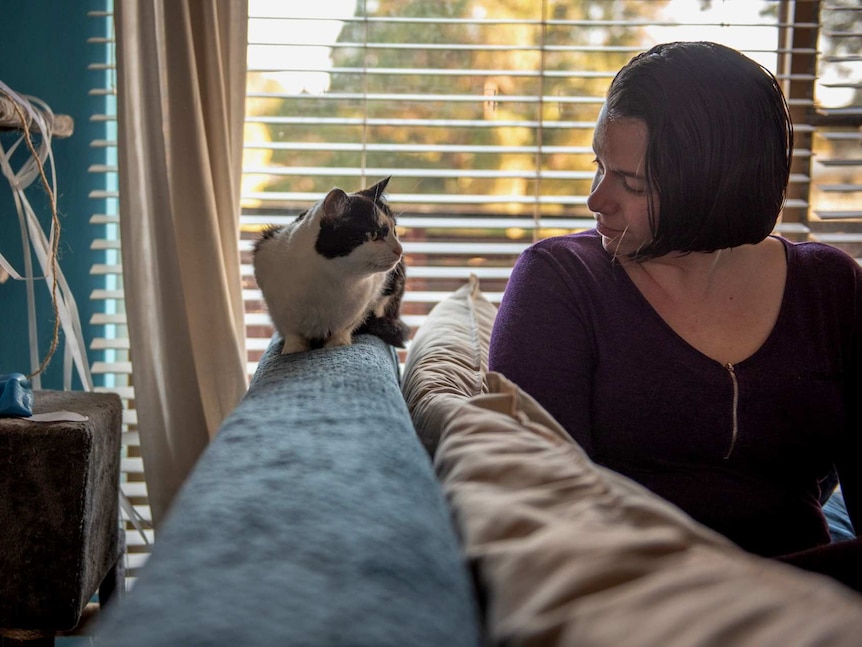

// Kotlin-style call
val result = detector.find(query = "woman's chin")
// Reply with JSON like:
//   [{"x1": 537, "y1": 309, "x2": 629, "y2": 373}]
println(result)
[
  {"x1": 599, "y1": 233, "x2": 623, "y2": 254},
  {"x1": 598, "y1": 229, "x2": 649, "y2": 258}
]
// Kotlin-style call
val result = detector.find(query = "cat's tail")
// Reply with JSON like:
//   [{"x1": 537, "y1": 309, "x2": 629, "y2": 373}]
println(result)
[{"x1": 356, "y1": 316, "x2": 410, "y2": 348}]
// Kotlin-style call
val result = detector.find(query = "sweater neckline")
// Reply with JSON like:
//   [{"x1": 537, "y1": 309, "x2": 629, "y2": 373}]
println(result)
[{"x1": 600, "y1": 232, "x2": 794, "y2": 369}]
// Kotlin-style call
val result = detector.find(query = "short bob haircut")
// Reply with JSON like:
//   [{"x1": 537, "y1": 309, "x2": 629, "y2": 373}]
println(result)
[{"x1": 604, "y1": 41, "x2": 793, "y2": 261}]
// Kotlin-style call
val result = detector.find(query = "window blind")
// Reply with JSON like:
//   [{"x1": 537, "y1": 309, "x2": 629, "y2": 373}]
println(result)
[
  {"x1": 87, "y1": 0, "x2": 859, "y2": 571},
  {"x1": 87, "y1": 0, "x2": 153, "y2": 589},
  {"x1": 242, "y1": 0, "x2": 860, "y2": 370},
  {"x1": 807, "y1": 0, "x2": 862, "y2": 256}
]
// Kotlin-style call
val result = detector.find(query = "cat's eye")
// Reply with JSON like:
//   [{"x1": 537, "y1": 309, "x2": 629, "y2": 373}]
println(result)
[{"x1": 368, "y1": 226, "x2": 390, "y2": 242}]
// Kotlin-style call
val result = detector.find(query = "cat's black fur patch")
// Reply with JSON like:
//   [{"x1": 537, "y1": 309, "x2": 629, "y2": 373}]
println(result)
[
  {"x1": 254, "y1": 223, "x2": 283, "y2": 253},
  {"x1": 315, "y1": 195, "x2": 390, "y2": 259},
  {"x1": 355, "y1": 258, "x2": 409, "y2": 347}
]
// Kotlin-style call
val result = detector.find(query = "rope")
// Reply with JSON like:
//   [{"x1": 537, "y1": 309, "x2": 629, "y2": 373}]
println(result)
[{"x1": 0, "y1": 87, "x2": 61, "y2": 379}]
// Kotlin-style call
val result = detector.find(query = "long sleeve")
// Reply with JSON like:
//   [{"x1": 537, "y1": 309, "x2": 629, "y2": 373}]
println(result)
[{"x1": 489, "y1": 244, "x2": 596, "y2": 454}]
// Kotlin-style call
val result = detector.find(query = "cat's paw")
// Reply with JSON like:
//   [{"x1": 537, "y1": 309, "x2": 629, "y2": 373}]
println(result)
[
  {"x1": 280, "y1": 335, "x2": 310, "y2": 355},
  {"x1": 323, "y1": 330, "x2": 353, "y2": 349}
]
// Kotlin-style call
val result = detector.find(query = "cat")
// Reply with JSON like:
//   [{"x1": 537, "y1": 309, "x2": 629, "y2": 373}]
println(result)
[{"x1": 253, "y1": 177, "x2": 409, "y2": 355}]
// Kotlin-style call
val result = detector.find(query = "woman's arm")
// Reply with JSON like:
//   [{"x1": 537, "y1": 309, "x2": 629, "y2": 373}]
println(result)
[{"x1": 489, "y1": 245, "x2": 596, "y2": 453}]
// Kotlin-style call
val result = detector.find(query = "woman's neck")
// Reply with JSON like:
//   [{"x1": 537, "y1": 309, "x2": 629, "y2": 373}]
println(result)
[{"x1": 621, "y1": 247, "x2": 739, "y2": 299}]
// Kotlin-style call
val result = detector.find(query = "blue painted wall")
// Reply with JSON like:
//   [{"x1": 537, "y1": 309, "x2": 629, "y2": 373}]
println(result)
[{"x1": 0, "y1": 0, "x2": 109, "y2": 389}]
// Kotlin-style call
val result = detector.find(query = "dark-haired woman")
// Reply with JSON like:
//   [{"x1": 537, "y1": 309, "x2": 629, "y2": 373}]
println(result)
[{"x1": 489, "y1": 41, "x2": 861, "y2": 588}]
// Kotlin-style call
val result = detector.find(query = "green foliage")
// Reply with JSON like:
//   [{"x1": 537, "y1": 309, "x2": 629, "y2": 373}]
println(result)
[{"x1": 250, "y1": 0, "x2": 663, "y2": 207}]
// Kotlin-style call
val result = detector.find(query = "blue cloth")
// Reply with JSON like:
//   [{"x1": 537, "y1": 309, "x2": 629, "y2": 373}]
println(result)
[
  {"x1": 98, "y1": 335, "x2": 480, "y2": 646},
  {"x1": 0, "y1": 373, "x2": 33, "y2": 417},
  {"x1": 824, "y1": 489, "x2": 856, "y2": 543}
]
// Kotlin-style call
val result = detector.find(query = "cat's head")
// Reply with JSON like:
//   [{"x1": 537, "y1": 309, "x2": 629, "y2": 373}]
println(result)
[{"x1": 315, "y1": 178, "x2": 402, "y2": 273}]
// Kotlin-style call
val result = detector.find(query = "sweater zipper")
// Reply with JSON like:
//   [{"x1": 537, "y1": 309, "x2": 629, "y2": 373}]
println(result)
[{"x1": 723, "y1": 362, "x2": 739, "y2": 459}]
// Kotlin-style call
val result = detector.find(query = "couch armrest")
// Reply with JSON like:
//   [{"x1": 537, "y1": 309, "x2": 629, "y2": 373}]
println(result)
[{"x1": 99, "y1": 335, "x2": 480, "y2": 646}]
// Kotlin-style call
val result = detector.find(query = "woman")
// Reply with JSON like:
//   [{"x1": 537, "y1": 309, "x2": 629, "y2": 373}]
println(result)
[{"x1": 489, "y1": 42, "x2": 860, "y2": 584}]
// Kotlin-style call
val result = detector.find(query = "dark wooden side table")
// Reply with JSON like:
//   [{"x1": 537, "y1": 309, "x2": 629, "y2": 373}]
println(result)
[{"x1": 0, "y1": 390, "x2": 124, "y2": 646}]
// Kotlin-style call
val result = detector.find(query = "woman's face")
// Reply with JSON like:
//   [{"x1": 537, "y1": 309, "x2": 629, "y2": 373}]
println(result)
[{"x1": 587, "y1": 108, "x2": 656, "y2": 257}]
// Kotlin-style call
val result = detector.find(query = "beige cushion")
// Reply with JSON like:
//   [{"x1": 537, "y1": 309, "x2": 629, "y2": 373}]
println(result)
[
  {"x1": 401, "y1": 274, "x2": 498, "y2": 454},
  {"x1": 435, "y1": 372, "x2": 862, "y2": 647}
]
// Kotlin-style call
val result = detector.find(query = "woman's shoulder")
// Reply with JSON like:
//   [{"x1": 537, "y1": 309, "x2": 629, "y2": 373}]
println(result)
[
  {"x1": 528, "y1": 228, "x2": 605, "y2": 260},
  {"x1": 519, "y1": 228, "x2": 611, "y2": 273},
  {"x1": 511, "y1": 229, "x2": 621, "y2": 292},
  {"x1": 777, "y1": 235, "x2": 861, "y2": 276},
  {"x1": 776, "y1": 237, "x2": 862, "y2": 309}
]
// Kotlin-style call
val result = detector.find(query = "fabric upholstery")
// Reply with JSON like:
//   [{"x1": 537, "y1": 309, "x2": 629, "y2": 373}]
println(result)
[
  {"x1": 434, "y1": 372, "x2": 862, "y2": 646},
  {"x1": 0, "y1": 390, "x2": 122, "y2": 632},
  {"x1": 98, "y1": 334, "x2": 480, "y2": 647},
  {"x1": 401, "y1": 274, "x2": 498, "y2": 454}
]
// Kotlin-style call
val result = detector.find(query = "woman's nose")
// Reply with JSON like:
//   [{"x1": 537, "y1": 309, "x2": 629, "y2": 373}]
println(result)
[{"x1": 586, "y1": 173, "x2": 613, "y2": 215}]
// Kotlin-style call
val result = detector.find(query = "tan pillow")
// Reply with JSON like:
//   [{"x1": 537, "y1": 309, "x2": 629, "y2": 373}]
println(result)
[
  {"x1": 401, "y1": 274, "x2": 498, "y2": 454},
  {"x1": 435, "y1": 372, "x2": 862, "y2": 647}
]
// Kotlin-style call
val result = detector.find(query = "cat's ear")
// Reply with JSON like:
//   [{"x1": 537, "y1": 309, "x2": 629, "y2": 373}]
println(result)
[
  {"x1": 321, "y1": 188, "x2": 349, "y2": 221},
  {"x1": 358, "y1": 177, "x2": 390, "y2": 202}
]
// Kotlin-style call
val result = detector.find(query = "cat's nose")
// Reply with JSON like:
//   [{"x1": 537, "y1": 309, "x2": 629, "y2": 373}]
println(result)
[{"x1": 391, "y1": 240, "x2": 403, "y2": 257}]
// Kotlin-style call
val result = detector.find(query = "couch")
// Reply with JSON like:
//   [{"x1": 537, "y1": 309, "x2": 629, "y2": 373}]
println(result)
[
  {"x1": 97, "y1": 334, "x2": 481, "y2": 646},
  {"x1": 99, "y1": 276, "x2": 862, "y2": 646}
]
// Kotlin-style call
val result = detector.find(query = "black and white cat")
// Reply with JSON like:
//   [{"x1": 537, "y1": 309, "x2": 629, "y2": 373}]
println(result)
[{"x1": 253, "y1": 177, "x2": 409, "y2": 354}]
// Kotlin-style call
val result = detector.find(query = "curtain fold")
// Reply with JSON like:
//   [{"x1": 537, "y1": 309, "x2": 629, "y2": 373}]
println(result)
[{"x1": 116, "y1": 0, "x2": 249, "y2": 528}]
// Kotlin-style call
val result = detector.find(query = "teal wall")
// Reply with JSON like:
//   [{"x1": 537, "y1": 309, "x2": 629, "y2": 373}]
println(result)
[{"x1": 0, "y1": 0, "x2": 109, "y2": 389}]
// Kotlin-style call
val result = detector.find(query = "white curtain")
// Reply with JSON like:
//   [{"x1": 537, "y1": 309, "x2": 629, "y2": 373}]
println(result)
[{"x1": 115, "y1": 0, "x2": 249, "y2": 528}]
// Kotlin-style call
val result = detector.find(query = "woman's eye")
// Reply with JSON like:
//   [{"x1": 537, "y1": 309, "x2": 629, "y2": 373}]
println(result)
[{"x1": 594, "y1": 157, "x2": 647, "y2": 195}]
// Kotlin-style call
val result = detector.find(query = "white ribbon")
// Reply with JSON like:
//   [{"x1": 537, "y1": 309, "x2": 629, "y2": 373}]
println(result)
[
  {"x1": 0, "y1": 81, "x2": 92, "y2": 391},
  {"x1": 1, "y1": 82, "x2": 151, "y2": 544}
]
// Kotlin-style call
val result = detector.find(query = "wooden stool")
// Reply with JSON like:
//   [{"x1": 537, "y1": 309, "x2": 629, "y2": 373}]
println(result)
[{"x1": 0, "y1": 391, "x2": 124, "y2": 645}]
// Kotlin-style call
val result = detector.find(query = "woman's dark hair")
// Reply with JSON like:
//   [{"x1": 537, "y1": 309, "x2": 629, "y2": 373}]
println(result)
[{"x1": 604, "y1": 41, "x2": 793, "y2": 260}]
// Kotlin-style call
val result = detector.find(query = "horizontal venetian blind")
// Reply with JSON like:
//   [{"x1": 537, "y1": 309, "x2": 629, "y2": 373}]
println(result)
[
  {"x1": 242, "y1": 0, "x2": 843, "y2": 371},
  {"x1": 86, "y1": 0, "x2": 153, "y2": 589},
  {"x1": 807, "y1": 0, "x2": 862, "y2": 257}
]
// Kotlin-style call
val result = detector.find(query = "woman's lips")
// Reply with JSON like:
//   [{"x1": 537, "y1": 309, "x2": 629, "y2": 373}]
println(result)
[{"x1": 596, "y1": 221, "x2": 622, "y2": 238}]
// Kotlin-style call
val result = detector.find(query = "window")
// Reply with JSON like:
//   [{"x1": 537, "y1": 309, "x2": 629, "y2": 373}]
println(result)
[
  {"x1": 809, "y1": 1, "x2": 862, "y2": 254},
  {"x1": 87, "y1": 0, "x2": 154, "y2": 588},
  {"x1": 88, "y1": 0, "x2": 860, "y2": 577},
  {"x1": 242, "y1": 0, "x2": 862, "y2": 371}
]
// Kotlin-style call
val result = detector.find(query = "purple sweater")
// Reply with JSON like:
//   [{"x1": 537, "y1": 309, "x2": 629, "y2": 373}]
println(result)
[{"x1": 489, "y1": 230, "x2": 861, "y2": 557}]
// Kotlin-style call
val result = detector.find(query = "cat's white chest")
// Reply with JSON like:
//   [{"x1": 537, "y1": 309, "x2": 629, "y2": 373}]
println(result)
[{"x1": 298, "y1": 268, "x2": 383, "y2": 332}]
